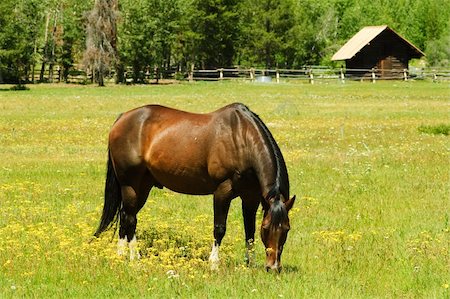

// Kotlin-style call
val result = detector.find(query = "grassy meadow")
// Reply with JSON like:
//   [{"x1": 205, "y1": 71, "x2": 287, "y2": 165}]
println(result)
[{"x1": 0, "y1": 81, "x2": 449, "y2": 298}]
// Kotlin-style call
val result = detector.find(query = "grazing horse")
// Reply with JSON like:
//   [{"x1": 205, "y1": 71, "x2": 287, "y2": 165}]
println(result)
[{"x1": 94, "y1": 103, "x2": 296, "y2": 271}]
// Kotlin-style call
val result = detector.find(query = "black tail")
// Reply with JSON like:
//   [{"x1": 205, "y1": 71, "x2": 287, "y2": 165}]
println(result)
[{"x1": 94, "y1": 149, "x2": 122, "y2": 238}]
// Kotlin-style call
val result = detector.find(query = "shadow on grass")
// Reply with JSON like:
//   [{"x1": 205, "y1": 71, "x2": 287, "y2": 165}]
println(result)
[
  {"x1": 0, "y1": 85, "x2": 30, "y2": 91},
  {"x1": 282, "y1": 264, "x2": 300, "y2": 273}
]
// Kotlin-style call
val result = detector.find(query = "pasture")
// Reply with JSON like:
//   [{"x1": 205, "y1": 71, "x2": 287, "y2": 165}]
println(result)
[{"x1": 0, "y1": 81, "x2": 448, "y2": 298}]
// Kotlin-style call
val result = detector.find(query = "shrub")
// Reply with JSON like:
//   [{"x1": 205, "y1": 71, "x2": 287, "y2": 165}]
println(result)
[
  {"x1": 9, "y1": 84, "x2": 30, "y2": 91},
  {"x1": 418, "y1": 124, "x2": 450, "y2": 136}
]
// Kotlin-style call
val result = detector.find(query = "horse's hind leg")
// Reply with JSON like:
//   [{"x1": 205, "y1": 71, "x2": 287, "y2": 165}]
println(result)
[{"x1": 118, "y1": 171, "x2": 153, "y2": 260}]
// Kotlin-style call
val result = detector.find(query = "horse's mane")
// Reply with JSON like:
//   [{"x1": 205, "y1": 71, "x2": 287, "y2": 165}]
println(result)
[
  {"x1": 236, "y1": 103, "x2": 290, "y2": 203},
  {"x1": 270, "y1": 199, "x2": 288, "y2": 228}
]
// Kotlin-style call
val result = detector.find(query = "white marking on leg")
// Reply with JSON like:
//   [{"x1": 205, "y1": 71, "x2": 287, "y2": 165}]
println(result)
[
  {"x1": 129, "y1": 235, "x2": 141, "y2": 260},
  {"x1": 208, "y1": 242, "x2": 220, "y2": 270},
  {"x1": 117, "y1": 237, "x2": 127, "y2": 256}
]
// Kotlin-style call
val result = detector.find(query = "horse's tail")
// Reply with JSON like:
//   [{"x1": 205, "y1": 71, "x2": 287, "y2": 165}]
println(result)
[{"x1": 94, "y1": 149, "x2": 122, "y2": 238}]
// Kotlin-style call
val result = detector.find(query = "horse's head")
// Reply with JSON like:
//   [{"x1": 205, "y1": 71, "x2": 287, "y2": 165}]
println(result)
[{"x1": 261, "y1": 195, "x2": 296, "y2": 272}]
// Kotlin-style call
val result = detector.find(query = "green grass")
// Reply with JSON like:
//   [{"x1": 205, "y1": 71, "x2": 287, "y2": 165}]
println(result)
[{"x1": 0, "y1": 81, "x2": 449, "y2": 298}]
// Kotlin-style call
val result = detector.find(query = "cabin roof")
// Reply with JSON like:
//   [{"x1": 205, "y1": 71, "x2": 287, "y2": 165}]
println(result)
[{"x1": 331, "y1": 25, "x2": 425, "y2": 61}]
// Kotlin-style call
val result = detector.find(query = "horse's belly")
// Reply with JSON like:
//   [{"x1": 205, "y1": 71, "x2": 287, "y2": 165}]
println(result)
[
  {"x1": 144, "y1": 124, "x2": 226, "y2": 195},
  {"x1": 146, "y1": 146, "x2": 219, "y2": 195},
  {"x1": 150, "y1": 167, "x2": 217, "y2": 195}
]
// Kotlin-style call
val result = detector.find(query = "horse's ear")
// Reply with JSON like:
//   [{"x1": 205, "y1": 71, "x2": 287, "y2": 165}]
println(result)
[{"x1": 285, "y1": 195, "x2": 296, "y2": 211}]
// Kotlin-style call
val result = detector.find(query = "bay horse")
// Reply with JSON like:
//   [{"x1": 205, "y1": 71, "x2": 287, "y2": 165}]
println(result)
[{"x1": 94, "y1": 103, "x2": 296, "y2": 271}]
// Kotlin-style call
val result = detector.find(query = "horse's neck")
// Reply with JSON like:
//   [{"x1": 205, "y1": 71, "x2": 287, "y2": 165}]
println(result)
[
  {"x1": 232, "y1": 105, "x2": 279, "y2": 198},
  {"x1": 247, "y1": 137, "x2": 277, "y2": 198}
]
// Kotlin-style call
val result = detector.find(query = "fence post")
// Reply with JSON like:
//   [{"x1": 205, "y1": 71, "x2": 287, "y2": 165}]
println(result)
[
  {"x1": 188, "y1": 64, "x2": 194, "y2": 82},
  {"x1": 276, "y1": 69, "x2": 280, "y2": 83},
  {"x1": 250, "y1": 68, "x2": 255, "y2": 81},
  {"x1": 219, "y1": 68, "x2": 224, "y2": 80},
  {"x1": 340, "y1": 66, "x2": 345, "y2": 84},
  {"x1": 309, "y1": 68, "x2": 314, "y2": 84},
  {"x1": 371, "y1": 68, "x2": 376, "y2": 83},
  {"x1": 403, "y1": 68, "x2": 408, "y2": 81}
]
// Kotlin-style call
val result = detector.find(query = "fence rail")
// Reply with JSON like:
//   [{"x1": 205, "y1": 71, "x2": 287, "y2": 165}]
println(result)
[
  {"x1": 189, "y1": 67, "x2": 450, "y2": 83},
  {"x1": 19, "y1": 66, "x2": 450, "y2": 84}
]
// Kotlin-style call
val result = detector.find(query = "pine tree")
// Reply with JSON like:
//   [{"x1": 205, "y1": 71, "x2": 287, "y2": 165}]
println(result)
[{"x1": 189, "y1": 0, "x2": 240, "y2": 68}]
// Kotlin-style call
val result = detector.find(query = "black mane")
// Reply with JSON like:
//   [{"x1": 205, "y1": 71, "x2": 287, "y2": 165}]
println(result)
[
  {"x1": 270, "y1": 199, "x2": 288, "y2": 228},
  {"x1": 236, "y1": 103, "x2": 290, "y2": 202}
]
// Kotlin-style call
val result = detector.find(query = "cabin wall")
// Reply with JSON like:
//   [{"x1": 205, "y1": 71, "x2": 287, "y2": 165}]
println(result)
[{"x1": 346, "y1": 30, "x2": 412, "y2": 78}]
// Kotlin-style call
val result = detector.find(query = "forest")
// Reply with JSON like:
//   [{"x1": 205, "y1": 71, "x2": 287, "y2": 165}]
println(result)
[{"x1": 0, "y1": 0, "x2": 449, "y2": 84}]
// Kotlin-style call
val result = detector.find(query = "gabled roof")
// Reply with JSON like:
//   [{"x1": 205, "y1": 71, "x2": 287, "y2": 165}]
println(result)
[{"x1": 331, "y1": 25, "x2": 425, "y2": 61}]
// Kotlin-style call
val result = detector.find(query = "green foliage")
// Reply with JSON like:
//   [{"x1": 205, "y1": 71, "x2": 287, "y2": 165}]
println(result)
[
  {"x1": 238, "y1": 0, "x2": 296, "y2": 68},
  {"x1": 60, "y1": 0, "x2": 92, "y2": 82},
  {"x1": 0, "y1": 0, "x2": 44, "y2": 83},
  {"x1": 119, "y1": 0, "x2": 156, "y2": 82},
  {"x1": 290, "y1": 0, "x2": 336, "y2": 66},
  {"x1": 425, "y1": 20, "x2": 450, "y2": 67},
  {"x1": 119, "y1": 0, "x2": 184, "y2": 81},
  {"x1": 188, "y1": 0, "x2": 240, "y2": 68},
  {"x1": 418, "y1": 124, "x2": 450, "y2": 136},
  {"x1": 0, "y1": 0, "x2": 449, "y2": 83}
]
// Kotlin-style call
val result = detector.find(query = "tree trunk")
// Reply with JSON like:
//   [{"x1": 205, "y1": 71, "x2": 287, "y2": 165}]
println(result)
[
  {"x1": 48, "y1": 12, "x2": 58, "y2": 83},
  {"x1": 98, "y1": 61, "x2": 105, "y2": 86},
  {"x1": 115, "y1": 60, "x2": 124, "y2": 84},
  {"x1": 40, "y1": 12, "x2": 51, "y2": 82}
]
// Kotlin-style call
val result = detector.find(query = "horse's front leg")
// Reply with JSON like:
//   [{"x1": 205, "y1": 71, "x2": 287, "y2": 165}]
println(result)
[
  {"x1": 209, "y1": 181, "x2": 234, "y2": 270},
  {"x1": 241, "y1": 193, "x2": 260, "y2": 267}
]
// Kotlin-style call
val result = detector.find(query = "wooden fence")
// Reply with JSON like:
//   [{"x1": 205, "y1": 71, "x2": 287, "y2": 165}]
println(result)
[
  {"x1": 25, "y1": 66, "x2": 450, "y2": 84},
  {"x1": 188, "y1": 67, "x2": 450, "y2": 83}
]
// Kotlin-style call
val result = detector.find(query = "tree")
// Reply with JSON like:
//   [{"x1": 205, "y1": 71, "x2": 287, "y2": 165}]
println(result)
[
  {"x1": 0, "y1": 0, "x2": 44, "y2": 84},
  {"x1": 39, "y1": 3, "x2": 62, "y2": 83},
  {"x1": 118, "y1": 0, "x2": 184, "y2": 83},
  {"x1": 58, "y1": 0, "x2": 90, "y2": 82},
  {"x1": 188, "y1": 0, "x2": 240, "y2": 68},
  {"x1": 238, "y1": 0, "x2": 295, "y2": 68},
  {"x1": 2, "y1": 0, "x2": 449, "y2": 85},
  {"x1": 83, "y1": 0, "x2": 119, "y2": 86},
  {"x1": 425, "y1": 20, "x2": 450, "y2": 66},
  {"x1": 118, "y1": 0, "x2": 155, "y2": 83},
  {"x1": 150, "y1": 0, "x2": 182, "y2": 73},
  {"x1": 288, "y1": 1, "x2": 338, "y2": 66}
]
